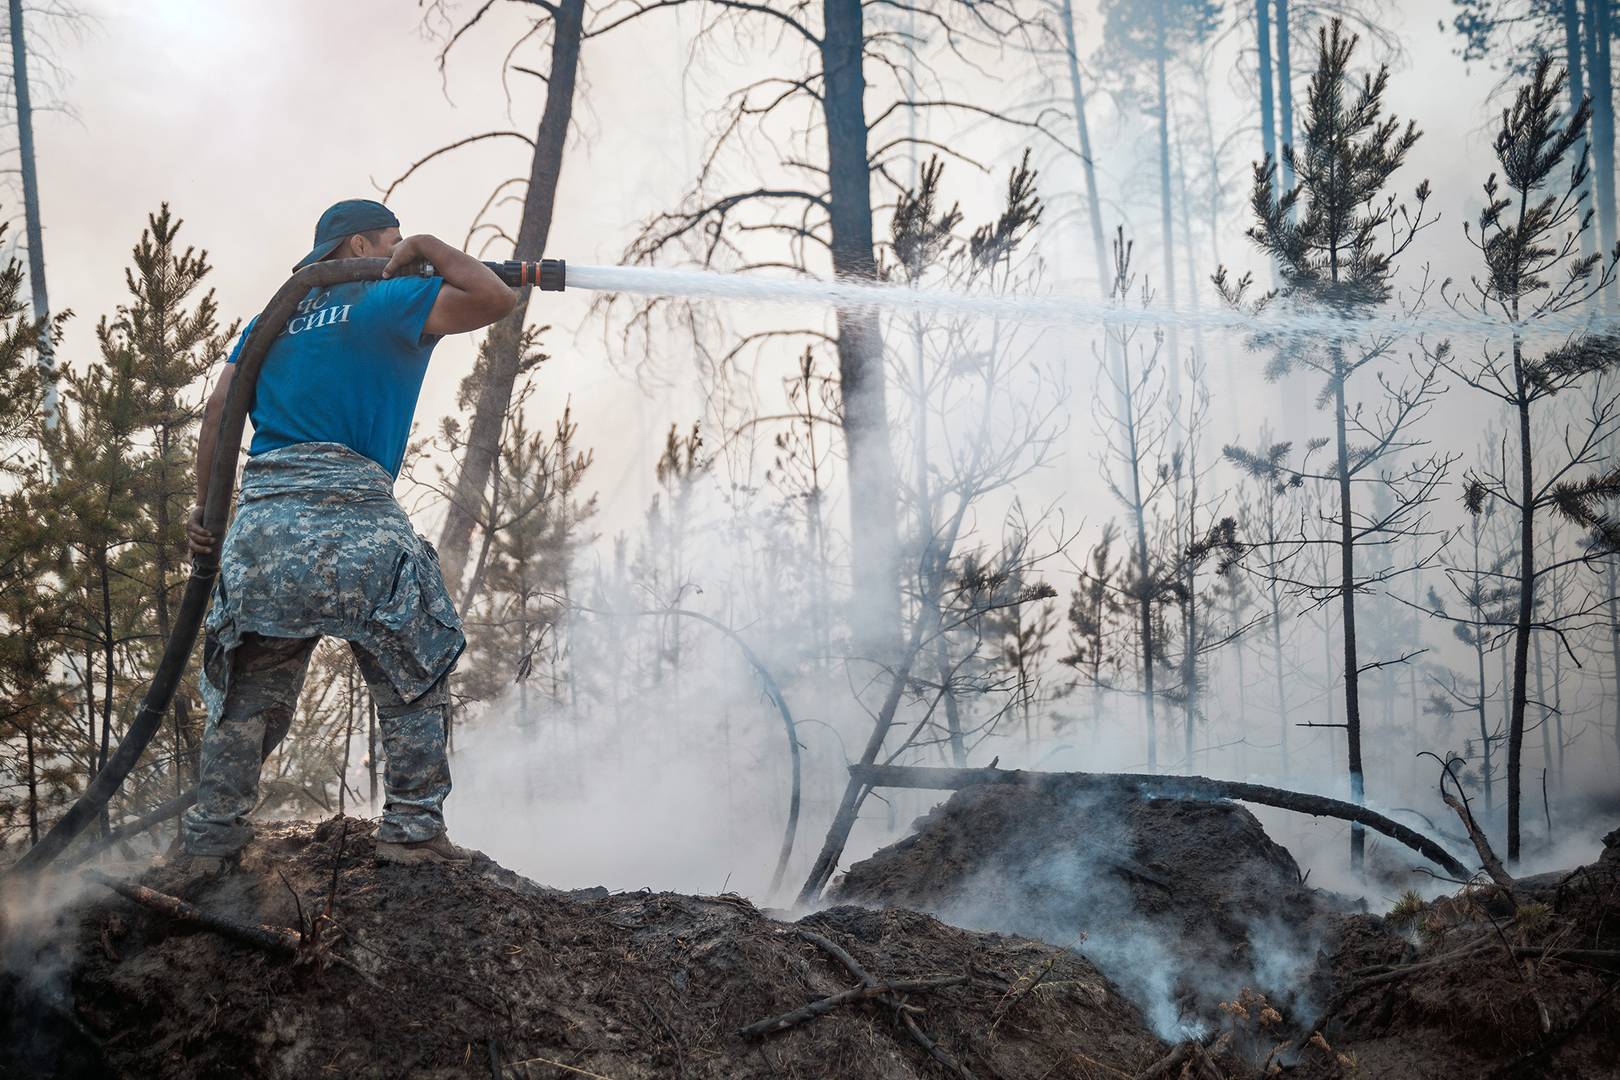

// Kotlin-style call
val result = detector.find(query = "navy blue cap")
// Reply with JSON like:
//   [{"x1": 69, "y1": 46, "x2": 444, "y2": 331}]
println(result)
[{"x1": 293, "y1": 199, "x2": 401, "y2": 270}]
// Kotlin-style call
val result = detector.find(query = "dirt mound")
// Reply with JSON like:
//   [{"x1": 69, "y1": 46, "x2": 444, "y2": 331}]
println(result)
[
  {"x1": 1, "y1": 816, "x2": 1172, "y2": 1080},
  {"x1": 832, "y1": 778, "x2": 1346, "y2": 1034},
  {"x1": 1290, "y1": 826, "x2": 1620, "y2": 1079}
]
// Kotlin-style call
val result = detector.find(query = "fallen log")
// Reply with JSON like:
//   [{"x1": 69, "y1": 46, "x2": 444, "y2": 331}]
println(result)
[
  {"x1": 83, "y1": 869, "x2": 299, "y2": 956},
  {"x1": 845, "y1": 764, "x2": 1471, "y2": 881}
]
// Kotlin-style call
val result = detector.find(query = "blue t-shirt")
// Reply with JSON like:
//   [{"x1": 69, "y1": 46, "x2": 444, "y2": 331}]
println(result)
[{"x1": 226, "y1": 276, "x2": 445, "y2": 478}]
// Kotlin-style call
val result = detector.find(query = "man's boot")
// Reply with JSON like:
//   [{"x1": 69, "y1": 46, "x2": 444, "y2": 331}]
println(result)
[{"x1": 375, "y1": 831, "x2": 474, "y2": 865}]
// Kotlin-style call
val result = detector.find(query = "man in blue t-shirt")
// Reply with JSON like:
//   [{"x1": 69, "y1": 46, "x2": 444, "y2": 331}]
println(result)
[{"x1": 178, "y1": 199, "x2": 515, "y2": 871}]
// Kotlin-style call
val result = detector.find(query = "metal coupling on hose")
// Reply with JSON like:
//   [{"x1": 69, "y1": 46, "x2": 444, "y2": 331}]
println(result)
[
  {"x1": 485, "y1": 259, "x2": 568, "y2": 291},
  {"x1": 537, "y1": 258, "x2": 566, "y2": 292}
]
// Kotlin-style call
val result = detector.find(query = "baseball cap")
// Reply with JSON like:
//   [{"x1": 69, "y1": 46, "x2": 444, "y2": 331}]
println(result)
[{"x1": 293, "y1": 199, "x2": 401, "y2": 270}]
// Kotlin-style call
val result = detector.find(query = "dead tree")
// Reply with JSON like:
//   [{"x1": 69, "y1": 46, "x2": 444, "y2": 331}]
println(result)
[
  {"x1": 402, "y1": 0, "x2": 680, "y2": 601},
  {"x1": 613, "y1": 0, "x2": 1071, "y2": 658}
]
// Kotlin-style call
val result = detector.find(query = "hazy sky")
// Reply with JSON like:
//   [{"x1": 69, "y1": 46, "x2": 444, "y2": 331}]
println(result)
[{"x1": 26, "y1": 0, "x2": 1517, "y2": 536}]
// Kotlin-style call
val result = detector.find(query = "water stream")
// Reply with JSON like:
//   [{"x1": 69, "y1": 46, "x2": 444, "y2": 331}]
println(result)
[{"x1": 564, "y1": 262, "x2": 1616, "y2": 349}]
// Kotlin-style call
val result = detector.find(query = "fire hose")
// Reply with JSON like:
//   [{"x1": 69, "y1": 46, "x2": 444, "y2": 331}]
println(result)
[{"x1": 7, "y1": 256, "x2": 565, "y2": 877}]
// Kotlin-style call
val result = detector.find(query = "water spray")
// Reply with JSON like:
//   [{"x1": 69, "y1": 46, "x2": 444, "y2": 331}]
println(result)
[{"x1": 483, "y1": 259, "x2": 1616, "y2": 349}]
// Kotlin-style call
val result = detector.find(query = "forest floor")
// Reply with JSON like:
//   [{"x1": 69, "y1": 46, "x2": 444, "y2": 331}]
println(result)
[
  {"x1": 1, "y1": 816, "x2": 1167, "y2": 1080},
  {"x1": 1, "y1": 789, "x2": 1615, "y2": 1079},
  {"x1": 834, "y1": 778, "x2": 1620, "y2": 1079}
]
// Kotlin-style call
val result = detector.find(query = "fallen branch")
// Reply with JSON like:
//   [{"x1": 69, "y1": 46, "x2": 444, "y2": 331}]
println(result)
[
  {"x1": 737, "y1": 975, "x2": 968, "y2": 1037},
  {"x1": 791, "y1": 928, "x2": 978, "y2": 1080},
  {"x1": 847, "y1": 764, "x2": 1472, "y2": 880},
  {"x1": 83, "y1": 869, "x2": 298, "y2": 956}
]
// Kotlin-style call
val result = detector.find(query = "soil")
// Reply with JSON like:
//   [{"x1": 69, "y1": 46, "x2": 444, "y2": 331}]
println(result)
[
  {"x1": 5, "y1": 799, "x2": 1616, "y2": 1079},
  {"x1": 1286, "y1": 826, "x2": 1620, "y2": 1080},
  {"x1": 831, "y1": 777, "x2": 1350, "y2": 1030},
  {"x1": 0, "y1": 816, "x2": 1170, "y2": 1080}
]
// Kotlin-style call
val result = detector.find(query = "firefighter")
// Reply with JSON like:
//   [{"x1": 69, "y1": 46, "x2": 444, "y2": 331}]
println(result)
[{"x1": 178, "y1": 199, "x2": 516, "y2": 871}]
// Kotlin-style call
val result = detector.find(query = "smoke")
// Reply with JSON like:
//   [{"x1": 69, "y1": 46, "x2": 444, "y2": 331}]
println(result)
[{"x1": 0, "y1": 870, "x2": 104, "y2": 1073}]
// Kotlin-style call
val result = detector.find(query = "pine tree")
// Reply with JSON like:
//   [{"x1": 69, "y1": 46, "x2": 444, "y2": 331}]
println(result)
[
  {"x1": 1439, "y1": 54, "x2": 1619, "y2": 859},
  {"x1": 117, "y1": 206, "x2": 234, "y2": 817},
  {"x1": 1229, "y1": 19, "x2": 1444, "y2": 867}
]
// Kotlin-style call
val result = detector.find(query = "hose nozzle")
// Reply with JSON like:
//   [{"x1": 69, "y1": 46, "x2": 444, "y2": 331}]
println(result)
[{"x1": 485, "y1": 259, "x2": 567, "y2": 291}]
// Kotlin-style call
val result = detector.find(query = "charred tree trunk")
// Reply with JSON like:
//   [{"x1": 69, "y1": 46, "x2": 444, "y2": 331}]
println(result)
[
  {"x1": 98, "y1": 549, "x2": 116, "y2": 837},
  {"x1": 1476, "y1": 627, "x2": 1494, "y2": 813},
  {"x1": 1507, "y1": 336, "x2": 1534, "y2": 861},
  {"x1": 797, "y1": 625, "x2": 921, "y2": 904},
  {"x1": 822, "y1": 0, "x2": 901, "y2": 657},
  {"x1": 1333, "y1": 352, "x2": 1366, "y2": 869},
  {"x1": 435, "y1": 0, "x2": 584, "y2": 600}
]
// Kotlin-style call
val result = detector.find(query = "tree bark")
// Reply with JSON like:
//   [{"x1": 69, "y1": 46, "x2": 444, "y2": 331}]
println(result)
[
  {"x1": 435, "y1": 0, "x2": 584, "y2": 597},
  {"x1": 822, "y1": 0, "x2": 901, "y2": 657},
  {"x1": 1507, "y1": 338, "x2": 1535, "y2": 861},
  {"x1": 845, "y1": 764, "x2": 1471, "y2": 880},
  {"x1": 8, "y1": 0, "x2": 54, "y2": 427}
]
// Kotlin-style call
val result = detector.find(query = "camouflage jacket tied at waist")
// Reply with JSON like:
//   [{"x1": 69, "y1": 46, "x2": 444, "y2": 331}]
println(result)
[{"x1": 202, "y1": 441, "x2": 466, "y2": 711}]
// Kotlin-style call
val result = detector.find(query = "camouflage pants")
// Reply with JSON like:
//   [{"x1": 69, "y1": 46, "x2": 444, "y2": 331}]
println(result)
[{"x1": 182, "y1": 632, "x2": 452, "y2": 855}]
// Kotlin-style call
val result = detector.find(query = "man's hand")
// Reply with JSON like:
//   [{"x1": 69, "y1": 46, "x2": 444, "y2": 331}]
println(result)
[
  {"x1": 187, "y1": 505, "x2": 218, "y2": 557},
  {"x1": 381, "y1": 234, "x2": 434, "y2": 280}
]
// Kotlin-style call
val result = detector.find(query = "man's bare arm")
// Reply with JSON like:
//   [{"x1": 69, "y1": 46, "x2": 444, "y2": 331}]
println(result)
[
  {"x1": 187, "y1": 364, "x2": 234, "y2": 557},
  {"x1": 383, "y1": 234, "x2": 517, "y2": 336}
]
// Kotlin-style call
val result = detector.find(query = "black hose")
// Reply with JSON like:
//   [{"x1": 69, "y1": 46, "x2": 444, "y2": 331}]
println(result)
[{"x1": 8, "y1": 259, "x2": 399, "y2": 876}]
